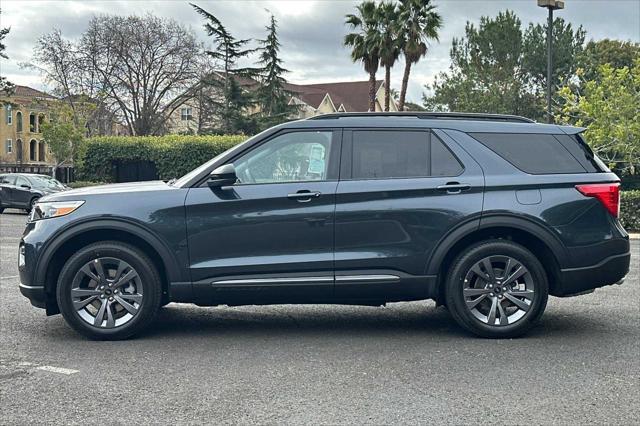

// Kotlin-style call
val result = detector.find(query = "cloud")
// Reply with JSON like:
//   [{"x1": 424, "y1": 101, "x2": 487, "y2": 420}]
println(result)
[{"x1": 0, "y1": 0, "x2": 638, "y2": 104}]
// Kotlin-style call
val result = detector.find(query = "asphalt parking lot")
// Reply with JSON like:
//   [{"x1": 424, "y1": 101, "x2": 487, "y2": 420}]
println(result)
[{"x1": 1, "y1": 209, "x2": 638, "y2": 425}]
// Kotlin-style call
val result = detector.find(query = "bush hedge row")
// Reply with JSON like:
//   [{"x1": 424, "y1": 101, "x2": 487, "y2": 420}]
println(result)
[
  {"x1": 77, "y1": 135, "x2": 247, "y2": 182},
  {"x1": 621, "y1": 190, "x2": 640, "y2": 232}
]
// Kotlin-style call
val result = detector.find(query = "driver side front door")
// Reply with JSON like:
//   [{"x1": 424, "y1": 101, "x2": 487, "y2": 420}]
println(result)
[{"x1": 185, "y1": 129, "x2": 341, "y2": 305}]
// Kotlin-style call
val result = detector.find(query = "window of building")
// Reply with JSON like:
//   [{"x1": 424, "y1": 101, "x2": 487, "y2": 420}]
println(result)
[
  {"x1": 5, "y1": 139, "x2": 12, "y2": 154},
  {"x1": 29, "y1": 113, "x2": 36, "y2": 133},
  {"x1": 468, "y1": 133, "x2": 587, "y2": 174},
  {"x1": 16, "y1": 111, "x2": 22, "y2": 132},
  {"x1": 38, "y1": 141, "x2": 45, "y2": 162},
  {"x1": 180, "y1": 108, "x2": 193, "y2": 121},
  {"x1": 5, "y1": 104, "x2": 12, "y2": 125},
  {"x1": 29, "y1": 139, "x2": 37, "y2": 161}
]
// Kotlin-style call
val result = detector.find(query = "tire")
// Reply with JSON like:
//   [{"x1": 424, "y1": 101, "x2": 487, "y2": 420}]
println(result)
[
  {"x1": 25, "y1": 196, "x2": 38, "y2": 213},
  {"x1": 444, "y1": 240, "x2": 548, "y2": 338},
  {"x1": 56, "y1": 241, "x2": 162, "y2": 340}
]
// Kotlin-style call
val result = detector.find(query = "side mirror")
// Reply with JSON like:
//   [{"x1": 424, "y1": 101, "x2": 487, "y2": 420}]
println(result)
[{"x1": 207, "y1": 164, "x2": 237, "y2": 188}]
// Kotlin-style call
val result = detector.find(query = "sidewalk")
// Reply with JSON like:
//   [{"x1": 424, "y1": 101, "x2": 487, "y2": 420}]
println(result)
[{"x1": 630, "y1": 233, "x2": 640, "y2": 239}]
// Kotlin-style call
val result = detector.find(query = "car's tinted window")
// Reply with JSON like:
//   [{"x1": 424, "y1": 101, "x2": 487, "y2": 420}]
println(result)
[
  {"x1": 352, "y1": 131, "x2": 429, "y2": 179},
  {"x1": 553, "y1": 134, "x2": 605, "y2": 172},
  {"x1": 431, "y1": 134, "x2": 464, "y2": 176},
  {"x1": 234, "y1": 131, "x2": 333, "y2": 184},
  {"x1": 469, "y1": 133, "x2": 586, "y2": 174}
]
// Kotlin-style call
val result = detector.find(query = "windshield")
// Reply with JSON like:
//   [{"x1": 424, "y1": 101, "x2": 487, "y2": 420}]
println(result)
[{"x1": 31, "y1": 176, "x2": 65, "y2": 190}]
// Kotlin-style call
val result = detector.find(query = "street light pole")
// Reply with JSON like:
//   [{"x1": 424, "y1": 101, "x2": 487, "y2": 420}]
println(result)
[{"x1": 537, "y1": 0, "x2": 564, "y2": 123}]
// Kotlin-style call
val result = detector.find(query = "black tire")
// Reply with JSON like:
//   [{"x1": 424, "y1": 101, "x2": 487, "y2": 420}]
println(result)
[
  {"x1": 0, "y1": 207, "x2": 4, "y2": 214},
  {"x1": 25, "y1": 196, "x2": 38, "y2": 213},
  {"x1": 56, "y1": 241, "x2": 162, "y2": 340},
  {"x1": 444, "y1": 240, "x2": 548, "y2": 338}
]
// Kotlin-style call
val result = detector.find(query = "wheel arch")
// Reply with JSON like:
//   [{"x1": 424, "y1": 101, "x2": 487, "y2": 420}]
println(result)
[
  {"x1": 427, "y1": 215, "x2": 567, "y2": 300},
  {"x1": 38, "y1": 219, "x2": 182, "y2": 314}
]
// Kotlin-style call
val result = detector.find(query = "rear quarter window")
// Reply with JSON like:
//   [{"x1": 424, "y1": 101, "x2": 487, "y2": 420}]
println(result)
[{"x1": 468, "y1": 133, "x2": 588, "y2": 174}]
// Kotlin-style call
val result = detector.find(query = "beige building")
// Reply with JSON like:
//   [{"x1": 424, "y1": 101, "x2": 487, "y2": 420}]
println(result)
[
  {"x1": 0, "y1": 85, "x2": 57, "y2": 174},
  {"x1": 166, "y1": 77, "x2": 397, "y2": 134}
]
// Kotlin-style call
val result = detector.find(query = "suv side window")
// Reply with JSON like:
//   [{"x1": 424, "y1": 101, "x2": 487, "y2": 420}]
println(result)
[
  {"x1": 233, "y1": 130, "x2": 334, "y2": 184},
  {"x1": 469, "y1": 132, "x2": 587, "y2": 174},
  {"x1": 350, "y1": 130, "x2": 463, "y2": 179},
  {"x1": 352, "y1": 130, "x2": 429, "y2": 179}
]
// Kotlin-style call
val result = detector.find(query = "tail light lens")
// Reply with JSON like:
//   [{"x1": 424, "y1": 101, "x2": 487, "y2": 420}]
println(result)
[{"x1": 575, "y1": 183, "x2": 620, "y2": 218}]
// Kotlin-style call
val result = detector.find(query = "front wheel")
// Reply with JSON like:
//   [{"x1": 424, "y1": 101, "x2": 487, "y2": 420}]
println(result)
[
  {"x1": 25, "y1": 196, "x2": 38, "y2": 213},
  {"x1": 56, "y1": 241, "x2": 162, "y2": 340},
  {"x1": 445, "y1": 240, "x2": 548, "y2": 338}
]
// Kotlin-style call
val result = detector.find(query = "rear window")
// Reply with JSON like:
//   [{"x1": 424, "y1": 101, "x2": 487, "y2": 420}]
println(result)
[{"x1": 468, "y1": 133, "x2": 598, "y2": 174}]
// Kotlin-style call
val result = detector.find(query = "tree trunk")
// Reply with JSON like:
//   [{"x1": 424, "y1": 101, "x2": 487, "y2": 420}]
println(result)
[
  {"x1": 368, "y1": 70, "x2": 377, "y2": 112},
  {"x1": 399, "y1": 58, "x2": 412, "y2": 111},
  {"x1": 384, "y1": 65, "x2": 391, "y2": 112}
]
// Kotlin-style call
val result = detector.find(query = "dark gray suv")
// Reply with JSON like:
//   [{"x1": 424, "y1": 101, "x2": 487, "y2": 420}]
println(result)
[{"x1": 18, "y1": 112, "x2": 631, "y2": 339}]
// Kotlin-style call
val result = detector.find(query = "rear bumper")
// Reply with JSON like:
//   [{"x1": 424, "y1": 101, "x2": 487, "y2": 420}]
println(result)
[
  {"x1": 557, "y1": 251, "x2": 631, "y2": 296},
  {"x1": 19, "y1": 283, "x2": 46, "y2": 308}
]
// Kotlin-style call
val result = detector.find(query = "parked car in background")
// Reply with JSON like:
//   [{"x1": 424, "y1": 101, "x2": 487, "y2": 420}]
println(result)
[
  {"x1": 17, "y1": 112, "x2": 630, "y2": 340},
  {"x1": 0, "y1": 173, "x2": 67, "y2": 213}
]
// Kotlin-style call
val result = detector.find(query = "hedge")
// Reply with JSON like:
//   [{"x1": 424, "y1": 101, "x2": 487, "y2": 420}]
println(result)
[
  {"x1": 621, "y1": 190, "x2": 640, "y2": 232},
  {"x1": 76, "y1": 135, "x2": 247, "y2": 182}
]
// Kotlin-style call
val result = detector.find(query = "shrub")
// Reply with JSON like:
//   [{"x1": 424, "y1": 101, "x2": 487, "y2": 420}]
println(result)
[
  {"x1": 621, "y1": 190, "x2": 640, "y2": 232},
  {"x1": 76, "y1": 135, "x2": 247, "y2": 182}
]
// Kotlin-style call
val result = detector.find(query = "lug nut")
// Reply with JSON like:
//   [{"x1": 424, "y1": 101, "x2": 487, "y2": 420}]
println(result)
[
  {"x1": 498, "y1": 295, "x2": 503, "y2": 299},
  {"x1": 109, "y1": 297, "x2": 114, "y2": 301},
  {"x1": 488, "y1": 284, "x2": 493, "y2": 288},
  {"x1": 114, "y1": 290, "x2": 118, "y2": 294},
  {"x1": 490, "y1": 293, "x2": 494, "y2": 297},
  {"x1": 100, "y1": 286, "x2": 105, "y2": 290},
  {"x1": 100, "y1": 295, "x2": 105, "y2": 299}
]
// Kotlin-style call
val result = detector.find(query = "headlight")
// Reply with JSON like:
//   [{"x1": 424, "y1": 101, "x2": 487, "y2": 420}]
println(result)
[{"x1": 30, "y1": 201, "x2": 85, "y2": 221}]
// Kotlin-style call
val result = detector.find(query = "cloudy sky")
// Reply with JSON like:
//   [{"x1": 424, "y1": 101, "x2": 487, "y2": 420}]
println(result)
[{"x1": 1, "y1": 0, "x2": 638, "y2": 103}]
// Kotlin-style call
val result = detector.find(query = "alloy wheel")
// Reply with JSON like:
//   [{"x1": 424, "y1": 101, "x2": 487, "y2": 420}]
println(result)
[
  {"x1": 462, "y1": 255, "x2": 535, "y2": 326},
  {"x1": 71, "y1": 257, "x2": 144, "y2": 328}
]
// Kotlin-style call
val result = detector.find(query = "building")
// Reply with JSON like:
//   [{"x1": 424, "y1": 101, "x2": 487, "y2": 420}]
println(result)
[
  {"x1": 286, "y1": 80, "x2": 398, "y2": 118},
  {"x1": 0, "y1": 85, "x2": 57, "y2": 174},
  {"x1": 166, "y1": 77, "x2": 397, "y2": 134}
]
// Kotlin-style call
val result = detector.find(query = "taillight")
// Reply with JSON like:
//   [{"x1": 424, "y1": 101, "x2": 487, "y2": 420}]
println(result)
[{"x1": 575, "y1": 183, "x2": 620, "y2": 218}]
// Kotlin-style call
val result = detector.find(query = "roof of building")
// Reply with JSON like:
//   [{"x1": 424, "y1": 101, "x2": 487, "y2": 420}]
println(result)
[
  {"x1": 5, "y1": 85, "x2": 55, "y2": 99},
  {"x1": 286, "y1": 80, "x2": 383, "y2": 112}
]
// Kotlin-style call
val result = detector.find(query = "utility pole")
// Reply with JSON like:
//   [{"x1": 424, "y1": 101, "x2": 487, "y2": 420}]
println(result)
[{"x1": 537, "y1": 0, "x2": 565, "y2": 123}]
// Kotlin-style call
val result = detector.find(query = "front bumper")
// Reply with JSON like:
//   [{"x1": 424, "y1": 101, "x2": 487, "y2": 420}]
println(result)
[
  {"x1": 19, "y1": 283, "x2": 46, "y2": 308},
  {"x1": 557, "y1": 251, "x2": 631, "y2": 296}
]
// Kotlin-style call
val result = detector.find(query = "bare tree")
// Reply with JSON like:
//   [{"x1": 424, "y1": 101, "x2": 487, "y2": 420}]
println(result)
[{"x1": 29, "y1": 13, "x2": 202, "y2": 135}]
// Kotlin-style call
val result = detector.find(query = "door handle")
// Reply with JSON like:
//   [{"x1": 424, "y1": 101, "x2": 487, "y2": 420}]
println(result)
[
  {"x1": 436, "y1": 182, "x2": 471, "y2": 194},
  {"x1": 287, "y1": 190, "x2": 321, "y2": 202}
]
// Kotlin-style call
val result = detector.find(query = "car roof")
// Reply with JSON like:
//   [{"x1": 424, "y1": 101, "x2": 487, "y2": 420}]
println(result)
[{"x1": 284, "y1": 113, "x2": 584, "y2": 135}]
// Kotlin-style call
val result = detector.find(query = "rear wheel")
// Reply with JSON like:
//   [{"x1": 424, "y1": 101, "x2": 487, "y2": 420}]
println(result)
[
  {"x1": 445, "y1": 240, "x2": 548, "y2": 338},
  {"x1": 56, "y1": 241, "x2": 162, "y2": 340}
]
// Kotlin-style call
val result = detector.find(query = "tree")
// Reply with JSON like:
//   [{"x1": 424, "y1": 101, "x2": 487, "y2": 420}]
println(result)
[
  {"x1": 396, "y1": 0, "x2": 442, "y2": 111},
  {"x1": 423, "y1": 11, "x2": 586, "y2": 120},
  {"x1": 0, "y1": 9, "x2": 14, "y2": 95},
  {"x1": 522, "y1": 18, "x2": 585, "y2": 91},
  {"x1": 344, "y1": 1, "x2": 380, "y2": 112},
  {"x1": 577, "y1": 39, "x2": 640, "y2": 81},
  {"x1": 30, "y1": 14, "x2": 201, "y2": 136},
  {"x1": 254, "y1": 14, "x2": 296, "y2": 129},
  {"x1": 557, "y1": 60, "x2": 640, "y2": 174},
  {"x1": 375, "y1": 1, "x2": 400, "y2": 111},
  {"x1": 41, "y1": 104, "x2": 86, "y2": 177}
]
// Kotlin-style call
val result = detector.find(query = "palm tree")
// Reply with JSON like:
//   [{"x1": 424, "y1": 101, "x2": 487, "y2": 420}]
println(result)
[
  {"x1": 375, "y1": 1, "x2": 401, "y2": 111},
  {"x1": 396, "y1": 0, "x2": 442, "y2": 111},
  {"x1": 344, "y1": 1, "x2": 380, "y2": 111}
]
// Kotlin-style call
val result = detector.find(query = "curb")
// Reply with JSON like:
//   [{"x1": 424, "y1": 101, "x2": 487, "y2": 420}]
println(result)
[{"x1": 629, "y1": 233, "x2": 640, "y2": 240}]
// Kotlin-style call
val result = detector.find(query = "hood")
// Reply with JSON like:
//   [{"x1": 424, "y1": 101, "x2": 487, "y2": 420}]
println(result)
[{"x1": 41, "y1": 180, "x2": 174, "y2": 201}]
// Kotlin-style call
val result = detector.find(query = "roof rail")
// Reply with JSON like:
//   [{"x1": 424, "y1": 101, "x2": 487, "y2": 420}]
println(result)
[{"x1": 307, "y1": 112, "x2": 535, "y2": 123}]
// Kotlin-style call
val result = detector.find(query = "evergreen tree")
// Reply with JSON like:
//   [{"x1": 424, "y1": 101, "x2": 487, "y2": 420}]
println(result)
[
  {"x1": 191, "y1": 3, "x2": 258, "y2": 134},
  {"x1": 0, "y1": 9, "x2": 14, "y2": 95},
  {"x1": 255, "y1": 14, "x2": 296, "y2": 129}
]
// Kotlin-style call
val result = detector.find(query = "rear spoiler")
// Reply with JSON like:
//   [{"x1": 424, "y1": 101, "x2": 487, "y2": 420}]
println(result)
[{"x1": 558, "y1": 125, "x2": 587, "y2": 135}]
